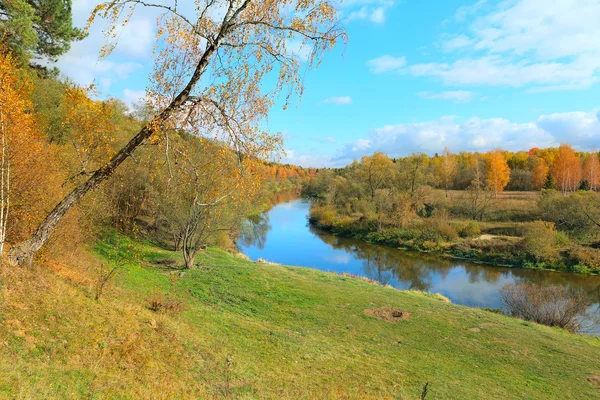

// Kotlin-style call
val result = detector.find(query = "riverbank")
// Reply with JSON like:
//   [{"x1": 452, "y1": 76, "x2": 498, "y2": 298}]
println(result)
[
  {"x1": 308, "y1": 204, "x2": 600, "y2": 275},
  {"x1": 2, "y1": 231, "x2": 600, "y2": 398}
]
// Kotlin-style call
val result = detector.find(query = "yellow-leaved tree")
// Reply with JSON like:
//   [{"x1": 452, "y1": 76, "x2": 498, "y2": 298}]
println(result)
[
  {"x1": 583, "y1": 153, "x2": 600, "y2": 191},
  {"x1": 551, "y1": 144, "x2": 582, "y2": 195},
  {"x1": 532, "y1": 158, "x2": 549, "y2": 190},
  {"x1": 8, "y1": 0, "x2": 344, "y2": 265},
  {"x1": 434, "y1": 147, "x2": 458, "y2": 197},
  {"x1": 0, "y1": 51, "x2": 64, "y2": 255},
  {"x1": 486, "y1": 150, "x2": 511, "y2": 196}
]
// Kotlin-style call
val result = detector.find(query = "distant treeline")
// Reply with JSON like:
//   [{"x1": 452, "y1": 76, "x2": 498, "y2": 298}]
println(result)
[{"x1": 309, "y1": 146, "x2": 599, "y2": 196}]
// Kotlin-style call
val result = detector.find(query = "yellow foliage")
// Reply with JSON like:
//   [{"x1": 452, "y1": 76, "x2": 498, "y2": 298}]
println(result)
[{"x1": 486, "y1": 150, "x2": 511, "y2": 195}]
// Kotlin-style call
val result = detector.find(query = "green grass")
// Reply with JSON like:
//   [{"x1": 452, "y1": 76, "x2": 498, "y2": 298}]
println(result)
[{"x1": 1, "y1": 231, "x2": 599, "y2": 399}]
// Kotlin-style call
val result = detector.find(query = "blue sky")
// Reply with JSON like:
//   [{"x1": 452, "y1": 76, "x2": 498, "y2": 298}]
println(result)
[{"x1": 59, "y1": 0, "x2": 600, "y2": 167}]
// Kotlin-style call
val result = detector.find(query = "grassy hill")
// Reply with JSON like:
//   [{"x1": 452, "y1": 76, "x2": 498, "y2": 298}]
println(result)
[{"x1": 1, "y1": 232, "x2": 599, "y2": 399}]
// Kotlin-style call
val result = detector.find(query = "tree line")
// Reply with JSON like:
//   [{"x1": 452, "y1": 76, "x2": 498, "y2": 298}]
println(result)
[{"x1": 305, "y1": 146, "x2": 600, "y2": 200}]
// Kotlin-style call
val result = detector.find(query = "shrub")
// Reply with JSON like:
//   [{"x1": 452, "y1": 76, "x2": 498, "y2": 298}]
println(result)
[
  {"x1": 147, "y1": 295, "x2": 185, "y2": 314},
  {"x1": 309, "y1": 205, "x2": 337, "y2": 227},
  {"x1": 457, "y1": 221, "x2": 481, "y2": 238},
  {"x1": 421, "y1": 240, "x2": 439, "y2": 251},
  {"x1": 539, "y1": 190, "x2": 600, "y2": 238},
  {"x1": 420, "y1": 219, "x2": 458, "y2": 243},
  {"x1": 566, "y1": 245, "x2": 600, "y2": 272},
  {"x1": 437, "y1": 224, "x2": 459, "y2": 241},
  {"x1": 521, "y1": 221, "x2": 561, "y2": 262},
  {"x1": 499, "y1": 283, "x2": 590, "y2": 332}
]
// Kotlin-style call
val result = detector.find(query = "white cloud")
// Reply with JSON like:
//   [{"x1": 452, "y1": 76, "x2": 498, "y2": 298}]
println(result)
[
  {"x1": 333, "y1": 110, "x2": 600, "y2": 164},
  {"x1": 405, "y1": 56, "x2": 600, "y2": 89},
  {"x1": 344, "y1": 0, "x2": 394, "y2": 24},
  {"x1": 113, "y1": 19, "x2": 155, "y2": 59},
  {"x1": 454, "y1": 0, "x2": 487, "y2": 22},
  {"x1": 442, "y1": 34, "x2": 473, "y2": 52},
  {"x1": 417, "y1": 90, "x2": 474, "y2": 103},
  {"x1": 286, "y1": 39, "x2": 312, "y2": 62},
  {"x1": 324, "y1": 96, "x2": 352, "y2": 105},
  {"x1": 366, "y1": 55, "x2": 406, "y2": 73},
  {"x1": 537, "y1": 110, "x2": 600, "y2": 149},
  {"x1": 379, "y1": 0, "x2": 600, "y2": 91},
  {"x1": 123, "y1": 88, "x2": 147, "y2": 107},
  {"x1": 57, "y1": 53, "x2": 143, "y2": 87},
  {"x1": 283, "y1": 150, "x2": 335, "y2": 168},
  {"x1": 369, "y1": 7, "x2": 386, "y2": 24},
  {"x1": 347, "y1": 6, "x2": 369, "y2": 22}
]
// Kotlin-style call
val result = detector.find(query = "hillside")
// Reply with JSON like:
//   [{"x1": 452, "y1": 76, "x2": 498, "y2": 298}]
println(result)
[{"x1": 1, "y1": 233, "x2": 599, "y2": 399}]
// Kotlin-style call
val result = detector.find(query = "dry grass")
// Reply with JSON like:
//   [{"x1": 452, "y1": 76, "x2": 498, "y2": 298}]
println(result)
[
  {"x1": 445, "y1": 190, "x2": 541, "y2": 222},
  {"x1": 0, "y1": 250, "x2": 212, "y2": 399}
]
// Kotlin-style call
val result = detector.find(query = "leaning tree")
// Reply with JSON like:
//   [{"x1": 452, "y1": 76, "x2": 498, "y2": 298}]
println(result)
[{"x1": 8, "y1": 0, "x2": 344, "y2": 265}]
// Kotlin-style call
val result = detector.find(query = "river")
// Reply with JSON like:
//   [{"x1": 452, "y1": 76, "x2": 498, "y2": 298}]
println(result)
[{"x1": 239, "y1": 198, "x2": 600, "y2": 330}]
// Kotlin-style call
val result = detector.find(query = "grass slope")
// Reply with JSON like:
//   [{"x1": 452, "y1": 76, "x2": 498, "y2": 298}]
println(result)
[{"x1": 1, "y1": 232, "x2": 599, "y2": 399}]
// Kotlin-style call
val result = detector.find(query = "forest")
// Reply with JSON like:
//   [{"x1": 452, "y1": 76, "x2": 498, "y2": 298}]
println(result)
[{"x1": 303, "y1": 147, "x2": 600, "y2": 273}]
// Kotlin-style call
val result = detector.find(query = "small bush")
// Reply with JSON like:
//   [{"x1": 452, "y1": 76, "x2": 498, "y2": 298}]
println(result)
[
  {"x1": 457, "y1": 221, "x2": 481, "y2": 238},
  {"x1": 521, "y1": 221, "x2": 560, "y2": 262},
  {"x1": 438, "y1": 224, "x2": 459, "y2": 241},
  {"x1": 566, "y1": 245, "x2": 600, "y2": 272},
  {"x1": 421, "y1": 240, "x2": 439, "y2": 251},
  {"x1": 499, "y1": 283, "x2": 590, "y2": 332},
  {"x1": 147, "y1": 295, "x2": 185, "y2": 314}
]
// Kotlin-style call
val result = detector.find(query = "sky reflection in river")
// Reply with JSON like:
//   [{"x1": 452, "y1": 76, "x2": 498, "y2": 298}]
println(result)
[{"x1": 239, "y1": 199, "x2": 600, "y2": 314}]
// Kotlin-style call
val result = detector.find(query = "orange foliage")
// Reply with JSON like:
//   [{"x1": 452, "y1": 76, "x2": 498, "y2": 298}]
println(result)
[
  {"x1": 551, "y1": 144, "x2": 582, "y2": 194},
  {"x1": 486, "y1": 150, "x2": 511, "y2": 194},
  {"x1": 0, "y1": 52, "x2": 64, "y2": 245},
  {"x1": 583, "y1": 153, "x2": 600, "y2": 191},
  {"x1": 261, "y1": 162, "x2": 317, "y2": 182},
  {"x1": 532, "y1": 159, "x2": 550, "y2": 190}
]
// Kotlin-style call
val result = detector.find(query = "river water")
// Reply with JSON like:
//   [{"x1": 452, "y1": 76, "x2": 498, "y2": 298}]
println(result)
[{"x1": 239, "y1": 198, "x2": 600, "y2": 329}]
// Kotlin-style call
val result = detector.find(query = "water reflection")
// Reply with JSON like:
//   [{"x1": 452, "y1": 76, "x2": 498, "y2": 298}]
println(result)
[
  {"x1": 239, "y1": 213, "x2": 271, "y2": 250},
  {"x1": 239, "y1": 199, "x2": 600, "y2": 320}
]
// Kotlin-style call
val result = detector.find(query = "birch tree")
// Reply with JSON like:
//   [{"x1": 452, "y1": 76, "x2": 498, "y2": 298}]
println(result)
[
  {"x1": 8, "y1": 0, "x2": 344, "y2": 265},
  {"x1": 551, "y1": 144, "x2": 582, "y2": 195},
  {"x1": 434, "y1": 147, "x2": 457, "y2": 197},
  {"x1": 486, "y1": 150, "x2": 511, "y2": 196},
  {"x1": 0, "y1": 52, "x2": 48, "y2": 255},
  {"x1": 583, "y1": 152, "x2": 600, "y2": 191}
]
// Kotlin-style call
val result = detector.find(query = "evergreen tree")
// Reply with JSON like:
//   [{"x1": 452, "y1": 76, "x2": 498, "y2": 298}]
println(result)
[{"x1": 0, "y1": 0, "x2": 85, "y2": 65}]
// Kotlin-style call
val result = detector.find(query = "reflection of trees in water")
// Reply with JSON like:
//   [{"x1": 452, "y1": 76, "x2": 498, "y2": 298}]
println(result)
[
  {"x1": 310, "y1": 226, "x2": 457, "y2": 291},
  {"x1": 508, "y1": 269, "x2": 600, "y2": 306},
  {"x1": 239, "y1": 213, "x2": 271, "y2": 250},
  {"x1": 309, "y1": 225, "x2": 600, "y2": 307},
  {"x1": 240, "y1": 191, "x2": 300, "y2": 250}
]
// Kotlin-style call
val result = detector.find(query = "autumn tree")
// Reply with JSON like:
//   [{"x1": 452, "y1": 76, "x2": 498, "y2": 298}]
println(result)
[
  {"x1": 356, "y1": 152, "x2": 395, "y2": 199},
  {"x1": 8, "y1": 0, "x2": 343, "y2": 265},
  {"x1": 434, "y1": 147, "x2": 457, "y2": 197},
  {"x1": 395, "y1": 153, "x2": 433, "y2": 194},
  {"x1": 532, "y1": 158, "x2": 550, "y2": 190},
  {"x1": 156, "y1": 136, "x2": 259, "y2": 269},
  {"x1": 0, "y1": 52, "x2": 27, "y2": 254},
  {"x1": 464, "y1": 154, "x2": 494, "y2": 221},
  {"x1": 583, "y1": 153, "x2": 600, "y2": 191},
  {"x1": 0, "y1": 51, "x2": 63, "y2": 254},
  {"x1": 485, "y1": 150, "x2": 511, "y2": 196},
  {"x1": 551, "y1": 144, "x2": 582, "y2": 195}
]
